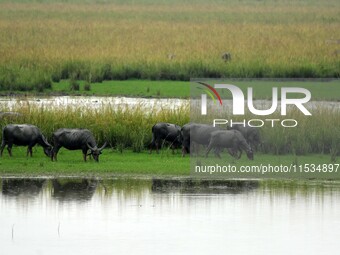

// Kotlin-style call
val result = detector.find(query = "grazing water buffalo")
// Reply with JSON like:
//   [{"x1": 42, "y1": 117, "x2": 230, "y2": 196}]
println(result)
[
  {"x1": 205, "y1": 130, "x2": 254, "y2": 160},
  {"x1": 181, "y1": 123, "x2": 220, "y2": 157},
  {"x1": 51, "y1": 128, "x2": 107, "y2": 162},
  {"x1": 149, "y1": 123, "x2": 181, "y2": 154},
  {"x1": 228, "y1": 124, "x2": 261, "y2": 151},
  {"x1": 181, "y1": 123, "x2": 191, "y2": 156},
  {"x1": 0, "y1": 124, "x2": 52, "y2": 157}
]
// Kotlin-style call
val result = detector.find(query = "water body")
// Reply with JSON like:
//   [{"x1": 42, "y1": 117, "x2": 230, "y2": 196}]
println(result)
[
  {"x1": 0, "y1": 96, "x2": 339, "y2": 111},
  {"x1": 0, "y1": 96, "x2": 186, "y2": 110},
  {"x1": 1, "y1": 178, "x2": 340, "y2": 255}
]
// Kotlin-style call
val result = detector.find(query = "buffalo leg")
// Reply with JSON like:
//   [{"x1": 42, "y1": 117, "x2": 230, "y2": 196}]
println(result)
[
  {"x1": 149, "y1": 143, "x2": 153, "y2": 154},
  {"x1": 170, "y1": 143, "x2": 176, "y2": 154},
  {"x1": 182, "y1": 146, "x2": 186, "y2": 157},
  {"x1": 156, "y1": 139, "x2": 160, "y2": 154},
  {"x1": 0, "y1": 142, "x2": 5, "y2": 157},
  {"x1": 229, "y1": 148, "x2": 242, "y2": 159},
  {"x1": 227, "y1": 148, "x2": 236, "y2": 158},
  {"x1": 237, "y1": 149, "x2": 243, "y2": 159},
  {"x1": 191, "y1": 143, "x2": 196, "y2": 157},
  {"x1": 7, "y1": 143, "x2": 13, "y2": 157},
  {"x1": 205, "y1": 142, "x2": 213, "y2": 158},
  {"x1": 213, "y1": 147, "x2": 221, "y2": 159},
  {"x1": 27, "y1": 146, "x2": 33, "y2": 157},
  {"x1": 51, "y1": 146, "x2": 61, "y2": 161},
  {"x1": 82, "y1": 149, "x2": 88, "y2": 162}
]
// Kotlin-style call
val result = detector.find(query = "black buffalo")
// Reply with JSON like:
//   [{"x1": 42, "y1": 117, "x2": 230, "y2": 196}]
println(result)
[
  {"x1": 149, "y1": 123, "x2": 182, "y2": 154},
  {"x1": 206, "y1": 130, "x2": 254, "y2": 160},
  {"x1": 0, "y1": 124, "x2": 52, "y2": 157},
  {"x1": 228, "y1": 124, "x2": 261, "y2": 151},
  {"x1": 51, "y1": 128, "x2": 107, "y2": 162},
  {"x1": 181, "y1": 123, "x2": 220, "y2": 157}
]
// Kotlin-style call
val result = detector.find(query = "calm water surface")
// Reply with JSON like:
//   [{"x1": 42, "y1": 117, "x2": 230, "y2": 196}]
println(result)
[
  {"x1": 0, "y1": 96, "x2": 185, "y2": 110},
  {"x1": 0, "y1": 178, "x2": 340, "y2": 255},
  {"x1": 0, "y1": 96, "x2": 339, "y2": 111}
]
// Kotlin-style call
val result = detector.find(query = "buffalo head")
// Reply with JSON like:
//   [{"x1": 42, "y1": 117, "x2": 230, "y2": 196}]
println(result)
[
  {"x1": 86, "y1": 142, "x2": 107, "y2": 162},
  {"x1": 43, "y1": 146, "x2": 53, "y2": 157},
  {"x1": 246, "y1": 149, "x2": 254, "y2": 160}
]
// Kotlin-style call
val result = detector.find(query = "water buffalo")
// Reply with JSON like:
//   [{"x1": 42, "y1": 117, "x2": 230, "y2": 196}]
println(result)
[
  {"x1": 181, "y1": 123, "x2": 220, "y2": 157},
  {"x1": 206, "y1": 130, "x2": 254, "y2": 160},
  {"x1": 51, "y1": 128, "x2": 107, "y2": 162},
  {"x1": 228, "y1": 124, "x2": 261, "y2": 150},
  {"x1": 181, "y1": 123, "x2": 191, "y2": 156},
  {"x1": 149, "y1": 123, "x2": 181, "y2": 154},
  {"x1": 0, "y1": 124, "x2": 52, "y2": 157}
]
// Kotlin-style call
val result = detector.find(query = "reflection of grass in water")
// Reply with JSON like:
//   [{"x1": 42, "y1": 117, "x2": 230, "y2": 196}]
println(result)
[
  {"x1": 97, "y1": 179, "x2": 152, "y2": 200},
  {"x1": 259, "y1": 180, "x2": 340, "y2": 198},
  {"x1": 2, "y1": 178, "x2": 340, "y2": 202}
]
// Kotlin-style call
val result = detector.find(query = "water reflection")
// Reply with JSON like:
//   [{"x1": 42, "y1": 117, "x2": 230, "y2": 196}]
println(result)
[
  {"x1": 151, "y1": 178, "x2": 259, "y2": 194},
  {"x1": 2, "y1": 179, "x2": 45, "y2": 197},
  {"x1": 1, "y1": 177, "x2": 340, "y2": 201},
  {"x1": 51, "y1": 179, "x2": 98, "y2": 202},
  {"x1": 1, "y1": 177, "x2": 340, "y2": 255}
]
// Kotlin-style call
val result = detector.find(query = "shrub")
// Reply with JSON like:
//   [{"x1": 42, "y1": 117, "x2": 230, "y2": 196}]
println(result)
[
  {"x1": 84, "y1": 82, "x2": 91, "y2": 91},
  {"x1": 69, "y1": 79, "x2": 80, "y2": 91}
]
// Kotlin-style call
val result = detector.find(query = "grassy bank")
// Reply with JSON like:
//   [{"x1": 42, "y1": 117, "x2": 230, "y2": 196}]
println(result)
[
  {"x1": 0, "y1": 148, "x2": 190, "y2": 176},
  {"x1": 0, "y1": 147, "x2": 337, "y2": 178},
  {"x1": 1, "y1": 102, "x2": 339, "y2": 156},
  {"x1": 0, "y1": 0, "x2": 339, "y2": 92},
  {"x1": 1, "y1": 103, "x2": 190, "y2": 153},
  {"x1": 51, "y1": 80, "x2": 190, "y2": 98},
  {"x1": 1, "y1": 79, "x2": 339, "y2": 100}
]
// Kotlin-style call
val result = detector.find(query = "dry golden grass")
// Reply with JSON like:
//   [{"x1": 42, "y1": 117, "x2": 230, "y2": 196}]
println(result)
[{"x1": 0, "y1": 0, "x2": 339, "y2": 87}]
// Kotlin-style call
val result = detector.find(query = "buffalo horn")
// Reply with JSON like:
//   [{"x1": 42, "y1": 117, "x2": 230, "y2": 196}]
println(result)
[{"x1": 99, "y1": 142, "x2": 107, "y2": 152}]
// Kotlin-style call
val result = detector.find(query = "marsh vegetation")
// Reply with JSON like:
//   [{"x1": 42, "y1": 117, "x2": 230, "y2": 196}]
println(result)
[{"x1": 0, "y1": 0, "x2": 339, "y2": 92}]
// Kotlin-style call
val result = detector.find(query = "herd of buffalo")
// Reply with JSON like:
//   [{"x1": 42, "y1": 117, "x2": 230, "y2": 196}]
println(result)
[
  {"x1": 0, "y1": 122, "x2": 261, "y2": 162},
  {"x1": 150, "y1": 123, "x2": 260, "y2": 160}
]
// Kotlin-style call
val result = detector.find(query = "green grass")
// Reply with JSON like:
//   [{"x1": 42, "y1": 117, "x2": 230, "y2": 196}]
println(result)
[
  {"x1": 51, "y1": 80, "x2": 190, "y2": 98},
  {"x1": 0, "y1": 146, "x2": 338, "y2": 178},
  {"x1": 0, "y1": 147, "x2": 189, "y2": 176},
  {"x1": 192, "y1": 79, "x2": 340, "y2": 101},
  {"x1": 1, "y1": 79, "x2": 339, "y2": 100}
]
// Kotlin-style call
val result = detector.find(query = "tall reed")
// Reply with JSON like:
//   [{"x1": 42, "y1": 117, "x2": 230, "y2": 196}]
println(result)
[
  {"x1": 1, "y1": 102, "x2": 339, "y2": 155},
  {"x1": 0, "y1": 102, "x2": 190, "y2": 152}
]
